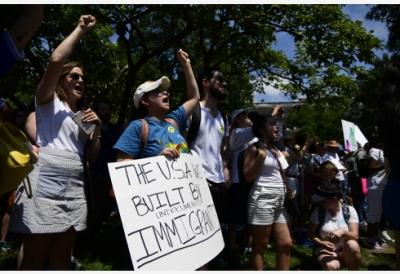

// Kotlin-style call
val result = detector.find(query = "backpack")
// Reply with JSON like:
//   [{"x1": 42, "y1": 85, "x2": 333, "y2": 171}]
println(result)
[
  {"x1": 237, "y1": 148, "x2": 252, "y2": 185},
  {"x1": 186, "y1": 102, "x2": 228, "y2": 146},
  {"x1": 346, "y1": 149, "x2": 369, "y2": 180},
  {"x1": 138, "y1": 118, "x2": 180, "y2": 157}
]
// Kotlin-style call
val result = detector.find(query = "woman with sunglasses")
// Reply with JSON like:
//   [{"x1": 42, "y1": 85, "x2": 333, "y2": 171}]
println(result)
[
  {"x1": 243, "y1": 114, "x2": 292, "y2": 270},
  {"x1": 114, "y1": 49, "x2": 199, "y2": 161},
  {"x1": 9, "y1": 15, "x2": 101, "y2": 270}
]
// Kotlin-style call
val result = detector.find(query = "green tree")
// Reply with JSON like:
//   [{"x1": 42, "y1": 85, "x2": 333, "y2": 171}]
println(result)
[
  {"x1": 0, "y1": 4, "x2": 383, "y2": 126},
  {"x1": 366, "y1": 4, "x2": 400, "y2": 53},
  {"x1": 286, "y1": 103, "x2": 345, "y2": 142}
]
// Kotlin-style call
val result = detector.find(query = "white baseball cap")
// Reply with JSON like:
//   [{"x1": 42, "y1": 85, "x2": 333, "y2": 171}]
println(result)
[
  {"x1": 133, "y1": 76, "x2": 171, "y2": 109},
  {"x1": 231, "y1": 107, "x2": 252, "y2": 123}
]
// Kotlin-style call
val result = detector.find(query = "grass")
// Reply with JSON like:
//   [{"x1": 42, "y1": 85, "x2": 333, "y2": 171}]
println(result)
[{"x1": 0, "y1": 214, "x2": 396, "y2": 270}]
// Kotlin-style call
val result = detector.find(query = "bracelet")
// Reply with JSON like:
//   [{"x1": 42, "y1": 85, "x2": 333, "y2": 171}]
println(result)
[{"x1": 96, "y1": 135, "x2": 101, "y2": 138}]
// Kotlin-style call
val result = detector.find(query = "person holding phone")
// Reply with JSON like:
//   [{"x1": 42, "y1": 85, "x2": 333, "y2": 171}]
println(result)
[{"x1": 9, "y1": 15, "x2": 101, "y2": 270}]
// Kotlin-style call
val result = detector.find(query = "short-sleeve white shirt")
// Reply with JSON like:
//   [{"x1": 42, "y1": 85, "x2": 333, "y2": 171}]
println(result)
[
  {"x1": 188, "y1": 103, "x2": 229, "y2": 183},
  {"x1": 368, "y1": 148, "x2": 387, "y2": 186},
  {"x1": 310, "y1": 205, "x2": 359, "y2": 248},
  {"x1": 36, "y1": 97, "x2": 89, "y2": 155},
  {"x1": 230, "y1": 127, "x2": 257, "y2": 183}
]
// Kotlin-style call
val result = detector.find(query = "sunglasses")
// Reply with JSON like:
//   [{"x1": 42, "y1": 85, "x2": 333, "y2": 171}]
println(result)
[
  {"x1": 213, "y1": 75, "x2": 226, "y2": 83},
  {"x1": 69, "y1": 72, "x2": 85, "y2": 81}
]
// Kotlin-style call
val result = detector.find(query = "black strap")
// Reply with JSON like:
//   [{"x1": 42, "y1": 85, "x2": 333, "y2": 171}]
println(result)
[
  {"x1": 186, "y1": 103, "x2": 201, "y2": 145},
  {"x1": 186, "y1": 103, "x2": 228, "y2": 149}
]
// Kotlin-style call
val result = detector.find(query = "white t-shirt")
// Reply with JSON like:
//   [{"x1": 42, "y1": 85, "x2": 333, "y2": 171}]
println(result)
[
  {"x1": 188, "y1": 103, "x2": 229, "y2": 183},
  {"x1": 368, "y1": 148, "x2": 387, "y2": 187},
  {"x1": 230, "y1": 127, "x2": 257, "y2": 183},
  {"x1": 310, "y1": 205, "x2": 359, "y2": 249},
  {"x1": 326, "y1": 151, "x2": 345, "y2": 181},
  {"x1": 254, "y1": 148, "x2": 289, "y2": 188},
  {"x1": 36, "y1": 97, "x2": 89, "y2": 155}
]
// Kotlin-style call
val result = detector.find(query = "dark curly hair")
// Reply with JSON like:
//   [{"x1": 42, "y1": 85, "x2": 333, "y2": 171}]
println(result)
[
  {"x1": 251, "y1": 114, "x2": 274, "y2": 139},
  {"x1": 377, "y1": 62, "x2": 400, "y2": 150}
]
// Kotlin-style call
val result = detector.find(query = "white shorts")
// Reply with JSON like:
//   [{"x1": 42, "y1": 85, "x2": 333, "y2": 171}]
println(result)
[{"x1": 247, "y1": 185, "x2": 289, "y2": 225}]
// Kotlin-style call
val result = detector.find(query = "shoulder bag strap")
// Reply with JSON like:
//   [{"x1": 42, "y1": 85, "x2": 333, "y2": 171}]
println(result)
[
  {"x1": 165, "y1": 118, "x2": 179, "y2": 132},
  {"x1": 266, "y1": 146, "x2": 292, "y2": 196}
]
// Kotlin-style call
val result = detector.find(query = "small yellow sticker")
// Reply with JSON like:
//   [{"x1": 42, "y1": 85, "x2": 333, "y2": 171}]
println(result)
[
  {"x1": 220, "y1": 127, "x2": 225, "y2": 133},
  {"x1": 168, "y1": 126, "x2": 175, "y2": 133}
]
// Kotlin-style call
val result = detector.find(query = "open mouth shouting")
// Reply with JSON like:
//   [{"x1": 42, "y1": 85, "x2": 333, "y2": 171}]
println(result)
[{"x1": 74, "y1": 85, "x2": 83, "y2": 95}]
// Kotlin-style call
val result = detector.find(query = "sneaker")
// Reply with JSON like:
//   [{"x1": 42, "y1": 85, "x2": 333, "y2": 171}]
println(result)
[
  {"x1": 381, "y1": 231, "x2": 395, "y2": 243},
  {"x1": 364, "y1": 238, "x2": 384, "y2": 251},
  {"x1": 376, "y1": 236, "x2": 389, "y2": 247},
  {"x1": 0, "y1": 241, "x2": 11, "y2": 253}
]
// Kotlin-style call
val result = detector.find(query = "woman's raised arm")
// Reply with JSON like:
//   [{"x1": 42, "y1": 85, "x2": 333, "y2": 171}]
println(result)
[
  {"x1": 36, "y1": 15, "x2": 96, "y2": 106},
  {"x1": 179, "y1": 49, "x2": 200, "y2": 118}
]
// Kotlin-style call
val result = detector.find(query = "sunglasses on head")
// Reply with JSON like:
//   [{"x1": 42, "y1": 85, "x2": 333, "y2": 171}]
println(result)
[{"x1": 69, "y1": 72, "x2": 85, "y2": 81}]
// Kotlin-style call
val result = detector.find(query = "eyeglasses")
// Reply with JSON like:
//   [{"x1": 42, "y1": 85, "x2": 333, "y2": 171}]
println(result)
[
  {"x1": 69, "y1": 72, "x2": 85, "y2": 81},
  {"x1": 148, "y1": 89, "x2": 170, "y2": 98},
  {"x1": 213, "y1": 75, "x2": 226, "y2": 83}
]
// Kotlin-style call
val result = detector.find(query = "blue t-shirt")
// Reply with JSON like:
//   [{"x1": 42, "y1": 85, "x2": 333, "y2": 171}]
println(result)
[
  {"x1": 114, "y1": 106, "x2": 189, "y2": 159},
  {"x1": 0, "y1": 31, "x2": 25, "y2": 78}
]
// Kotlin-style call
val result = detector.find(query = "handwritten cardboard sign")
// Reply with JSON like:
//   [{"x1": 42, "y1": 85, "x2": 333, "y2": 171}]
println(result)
[
  {"x1": 108, "y1": 154, "x2": 224, "y2": 271},
  {"x1": 341, "y1": 119, "x2": 357, "y2": 152}
]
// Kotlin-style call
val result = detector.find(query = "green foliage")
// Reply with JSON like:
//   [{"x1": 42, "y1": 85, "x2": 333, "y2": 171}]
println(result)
[
  {"x1": 286, "y1": 103, "x2": 345, "y2": 142},
  {"x1": 0, "y1": 4, "x2": 383, "y2": 126},
  {"x1": 366, "y1": 4, "x2": 400, "y2": 53}
]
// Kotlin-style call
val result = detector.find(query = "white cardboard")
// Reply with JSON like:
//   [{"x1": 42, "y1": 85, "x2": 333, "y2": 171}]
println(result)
[
  {"x1": 354, "y1": 125, "x2": 368, "y2": 148},
  {"x1": 341, "y1": 119, "x2": 357, "y2": 151},
  {"x1": 108, "y1": 154, "x2": 224, "y2": 271}
]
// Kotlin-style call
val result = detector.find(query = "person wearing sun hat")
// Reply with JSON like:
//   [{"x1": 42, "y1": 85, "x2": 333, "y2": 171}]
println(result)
[
  {"x1": 307, "y1": 182, "x2": 360, "y2": 270},
  {"x1": 114, "y1": 49, "x2": 199, "y2": 161}
]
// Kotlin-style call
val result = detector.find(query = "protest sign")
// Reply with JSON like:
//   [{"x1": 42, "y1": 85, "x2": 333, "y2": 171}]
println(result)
[
  {"x1": 354, "y1": 125, "x2": 368, "y2": 148},
  {"x1": 341, "y1": 120, "x2": 357, "y2": 151},
  {"x1": 108, "y1": 154, "x2": 224, "y2": 271}
]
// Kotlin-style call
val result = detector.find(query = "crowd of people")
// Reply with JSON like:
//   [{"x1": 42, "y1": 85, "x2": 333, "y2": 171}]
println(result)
[{"x1": 1, "y1": 5, "x2": 400, "y2": 271}]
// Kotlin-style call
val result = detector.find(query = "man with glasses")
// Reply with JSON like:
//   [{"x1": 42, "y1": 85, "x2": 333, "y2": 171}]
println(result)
[{"x1": 187, "y1": 67, "x2": 231, "y2": 270}]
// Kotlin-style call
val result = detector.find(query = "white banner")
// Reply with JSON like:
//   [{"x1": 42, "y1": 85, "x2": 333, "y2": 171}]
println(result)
[
  {"x1": 108, "y1": 154, "x2": 224, "y2": 271},
  {"x1": 341, "y1": 120, "x2": 357, "y2": 151}
]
